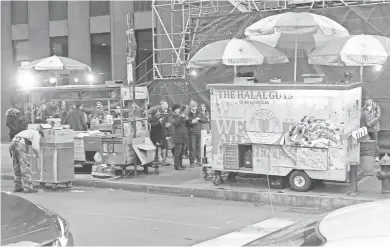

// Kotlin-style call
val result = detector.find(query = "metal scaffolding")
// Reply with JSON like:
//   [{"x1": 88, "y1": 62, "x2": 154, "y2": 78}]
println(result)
[{"x1": 152, "y1": 0, "x2": 390, "y2": 80}]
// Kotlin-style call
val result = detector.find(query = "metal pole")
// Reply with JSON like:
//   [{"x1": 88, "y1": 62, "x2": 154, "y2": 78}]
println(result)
[{"x1": 349, "y1": 161, "x2": 358, "y2": 196}]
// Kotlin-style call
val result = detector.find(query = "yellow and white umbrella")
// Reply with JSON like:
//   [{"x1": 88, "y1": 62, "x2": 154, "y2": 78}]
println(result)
[
  {"x1": 188, "y1": 38, "x2": 289, "y2": 75},
  {"x1": 245, "y1": 12, "x2": 349, "y2": 82},
  {"x1": 309, "y1": 34, "x2": 390, "y2": 81}
]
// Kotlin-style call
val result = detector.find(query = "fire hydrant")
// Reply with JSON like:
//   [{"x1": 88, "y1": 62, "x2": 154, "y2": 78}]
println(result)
[{"x1": 376, "y1": 154, "x2": 390, "y2": 194}]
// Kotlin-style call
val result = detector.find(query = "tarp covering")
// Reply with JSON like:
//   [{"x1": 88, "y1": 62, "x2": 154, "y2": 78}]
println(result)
[{"x1": 149, "y1": 3, "x2": 390, "y2": 154}]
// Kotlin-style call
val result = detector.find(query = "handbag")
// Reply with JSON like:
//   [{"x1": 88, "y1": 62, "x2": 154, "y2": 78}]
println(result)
[{"x1": 166, "y1": 136, "x2": 174, "y2": 150}]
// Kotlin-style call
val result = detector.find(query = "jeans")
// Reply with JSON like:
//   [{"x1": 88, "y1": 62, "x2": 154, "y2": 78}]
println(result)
[
  {"x1": 174, "y1": 143, "x2": 185, "y2": 168},
  {"x1": 368, "y1": 131, "x2": 379, "y2": 157},
  {"x1": 189, "y1": 133, "x2": 201, "y2": 164}
]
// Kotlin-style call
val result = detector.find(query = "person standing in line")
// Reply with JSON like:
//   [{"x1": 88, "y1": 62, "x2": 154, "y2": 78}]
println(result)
[
  {"x1": 362, "y1": 97, "x2": 382, "y2": 162},
  {"x1": 181, "y1": 104, "x2": 190, "y2": 158},
  {"x1": 200, "y1": 103, "x2": 211, "y2": 134},
  {"x1": 9, "y1": 128, "x2": 44, "y2": 193},
  {"x1": 187, "y1": 101, "x2": 207, "y2": 167},
  {"x1": 160, "y1": 100, "x2": 174, "y2": 161},
  {"x1": 64, "y1": 103, "x2": 88, "y2": 131},
  {"x1": 148, "y1": 106, "x2": 166, "y2": 164},
  {"x1": 171, "y1": 104, "x2": 188, "y2": 170},
  {"x1": 6, "y1": 104, "x2": 25, "y2": 141}
]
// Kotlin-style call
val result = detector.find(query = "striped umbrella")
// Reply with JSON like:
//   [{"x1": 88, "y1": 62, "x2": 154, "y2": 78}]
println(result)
[
  {"x1": 245, "y1": 12, "x2": 349, "y2": 82},
  {"x1": 309, "y1": 34, "x2": 390, "y2": 81},
  {"x1": 188, "y1": 38, "x2": 289, "y2": 75}
]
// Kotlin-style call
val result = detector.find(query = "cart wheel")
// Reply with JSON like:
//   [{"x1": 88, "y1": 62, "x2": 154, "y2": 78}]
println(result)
[
  {"x1": 155, "y1": 166, "x2": 160, "y2": 175},
  {"x1": 213, "y1": 174, "x2": 221, "y2": 185},
  {"x1": 66, "y1": 182, "x2": 72, "y2": 188},
  {"x1": 289, "y1": 170, "x2": 312, "y2": 192},
  {"x1": 51, "y1": 184, "x2": 57, "y2": 190},
  {"x1": 202, "y1": 168, "x2": 208, "y2": 179},
  {"x1": 40, "y1": 182, "x2": 45, "y2": 187}
]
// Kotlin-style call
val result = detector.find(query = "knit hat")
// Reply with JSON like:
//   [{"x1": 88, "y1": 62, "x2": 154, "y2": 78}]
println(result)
[{"x1": 171, "y1": 104, "x2": 180, "y2": 112}]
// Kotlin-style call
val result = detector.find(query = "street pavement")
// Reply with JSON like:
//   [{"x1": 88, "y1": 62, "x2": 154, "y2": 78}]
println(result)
[{"x1": 1, "y1": 179, "x2": 324, "y2": 246}]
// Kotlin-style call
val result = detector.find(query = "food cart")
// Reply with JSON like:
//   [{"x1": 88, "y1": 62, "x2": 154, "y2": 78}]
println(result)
[
  {"x1": 28, "y1": 123, "x2": 75, "y2": 190},
  {"x1": 207, "y1": 82, "x2": 362, "y2": 192},
  {"x1": 17, "y1": 84, "x2": 156, "y2": 176}
]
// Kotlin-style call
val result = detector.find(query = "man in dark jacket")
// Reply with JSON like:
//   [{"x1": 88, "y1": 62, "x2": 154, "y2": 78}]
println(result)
[
  {"x1": 64, "y1": 103, "x2": 87, "y2": 131},
  {"x1": 171, "y1": 104, "x2": 188, "y2": 170},
  {"x1": 187, "y1": 101, "x2": 207, "y2": 167},
  {"x1": 362, "y1": 97, "x2": 381, "y2": 162},
  {"x1": 6, "y1": 105, "x2": 25, "y2": 141},
  {"x1": 160, "y1": 100, "x2": 174, "y2": 160},
  {"x1": 148, "y1": 106, "x2": 166, "y2": 163}
]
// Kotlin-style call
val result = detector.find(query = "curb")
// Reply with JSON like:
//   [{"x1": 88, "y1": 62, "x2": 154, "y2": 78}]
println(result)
[{"x1": 1, "y1": 173, "x2": 374, "y2": 210}]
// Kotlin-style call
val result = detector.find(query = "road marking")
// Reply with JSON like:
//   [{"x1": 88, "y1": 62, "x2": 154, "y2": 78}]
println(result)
[
  {"x1": 68, "y1": 210, "x2": 221, "y2": 230},
  {"x1": 192, "y1": 218, "x2": 296, "y2": 247}
]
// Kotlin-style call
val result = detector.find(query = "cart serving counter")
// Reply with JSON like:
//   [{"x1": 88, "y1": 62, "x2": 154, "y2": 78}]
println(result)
[
  {"x1": 207, "y1": 82, "x2": 362, "y2": 192},
  {"x1": 16, "y1": 84, "x2": 155, "y2": 176}
]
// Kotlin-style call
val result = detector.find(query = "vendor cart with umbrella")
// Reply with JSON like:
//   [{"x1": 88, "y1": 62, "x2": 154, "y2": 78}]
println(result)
[
  {"x1": 245, "y1": 12, "x2": 349, "y2": 82},
  {"x1": 16, "y1": 83, "x2": 156, "y2": 186}
]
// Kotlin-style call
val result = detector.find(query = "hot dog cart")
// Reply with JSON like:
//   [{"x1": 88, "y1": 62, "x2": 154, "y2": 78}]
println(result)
[
  {"x1": 17, "y1": 84, "x2": 156, "y2": 176},
  {"x1": 207, "y1": 82, "x2": 362, "y2": 192}
]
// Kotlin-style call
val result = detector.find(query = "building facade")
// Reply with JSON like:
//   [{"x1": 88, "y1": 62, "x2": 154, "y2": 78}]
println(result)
[{"x1": 1, "y1": 1, "x2": 154, "y2": 141}]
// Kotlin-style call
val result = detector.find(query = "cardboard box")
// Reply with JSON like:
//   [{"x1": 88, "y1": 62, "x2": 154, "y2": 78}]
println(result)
[{"x1": 42, "y1": 129, "x2": 74, "y2": 143}]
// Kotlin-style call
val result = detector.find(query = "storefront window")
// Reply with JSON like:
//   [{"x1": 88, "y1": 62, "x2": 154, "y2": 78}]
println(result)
[
  {"x1": 49, "y1": 0, "x2": 68, "y2": 21},
  {"x1": 91, "y1": 33, "x2": 112, "y2": 83},
  {"x1": 134, "y1": 1, "x2": 152, "y2": 12},
  {"x1": 135, "y1": 29, "x2": 153, "y2": 83},
  {"x1": 90, "y1": 1, "x2": 110, "y2": 17},
  {"x1": 13, "y1": 40, "x2": 29, "y2": 66},
  {"x1": 50, "y1": 36, "x2": 69, "y2": 57},
  {"x1": 11, "y1": 1, "x2": 28, "y2": 25}
]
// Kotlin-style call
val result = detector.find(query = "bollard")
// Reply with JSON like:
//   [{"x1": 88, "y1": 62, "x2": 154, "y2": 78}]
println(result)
[
  {"x1": 201, "y1": 145, "x2": 208, "y2": 164},
  {"x1": 349, "y1": 162, "x2": 358, "y2": 196}
]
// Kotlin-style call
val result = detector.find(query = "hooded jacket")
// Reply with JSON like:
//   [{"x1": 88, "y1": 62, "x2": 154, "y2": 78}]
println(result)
[
  {"x1": 362, "y1": 102, "x2": 381, "y2": 132},
  {"x1": 6, "y1": 108, "x2": 25, "y2": 138}
]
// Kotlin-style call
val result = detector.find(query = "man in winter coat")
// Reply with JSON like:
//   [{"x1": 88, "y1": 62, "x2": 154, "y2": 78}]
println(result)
[
  {"x1": 171, "y1": 104, "x2": 188, "y2": 170},
  {"x1": 64, "y1": 103, "x2": 88, "y2": 131},
  {"x1": 187, "y1": 101, "x2": 207, "y2": 167},
  {"x1": 160, "y1": 100, "x2": 174, "y2": 160},
  {"x1": 6, "y1": 105, "x2": 26, "y2": 141},
  {"x1": 148, "y1": 106, "x2": 166, "y2": 164},
  {"x1": 362, "y1": 97, "x2": 381, "y2": 162}
]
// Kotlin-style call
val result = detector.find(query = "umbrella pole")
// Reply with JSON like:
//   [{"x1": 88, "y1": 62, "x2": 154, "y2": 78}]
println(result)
[
  {"x1": 294, "y1": 40, "x2": 298, "y2": 83},
  {"x1": 360, "y1": 65, "x2": 363, "y2": 82},
  {"x1": 234, "y1": 65, "x2": 237, "y2": 77}
]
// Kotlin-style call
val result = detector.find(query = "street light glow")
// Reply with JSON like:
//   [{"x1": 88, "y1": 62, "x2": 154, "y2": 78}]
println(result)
[
  {"x1": 74, "y1": 77, "x2": 79, "y2": 83},
  {"x1": 190, "y1": 70, "x2": 197, "y2": 76},
  {"x1": 86, "y1": 74, "x2": 95, "y2": 83},
  {"x1": 17, "y1": 72, "x2": 36, "y2": 89},
  {"x1": 374, "y1": 65, "x2": 383, "y2": 72},
  {"x1": 49, "y1": 77, "x2": 57, "y2": 84}
]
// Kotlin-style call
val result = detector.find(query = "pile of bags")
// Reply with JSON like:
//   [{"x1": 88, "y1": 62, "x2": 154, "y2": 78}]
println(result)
[{"x1": 284, "y1": 116, "x2": 342, "y2": 148}]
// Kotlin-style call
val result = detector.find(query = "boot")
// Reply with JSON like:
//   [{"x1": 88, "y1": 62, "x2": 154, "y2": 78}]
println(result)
[
  {"x1": 24, "y1": 188, "x2": 38, "y2": 193},
  {"x1": 13, "y1": 188, "x2": 24, "y2": 193}
]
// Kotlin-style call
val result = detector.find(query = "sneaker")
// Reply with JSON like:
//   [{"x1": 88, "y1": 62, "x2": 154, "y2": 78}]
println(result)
[
  {"x1": 163, "y1": 162, "x2": 172, "y2": 166},
  {"x1": 24, "y1": 189, "x2": 38, "y2": 193},
  {"x1": 190, "y1": 163, "x2": 195, "y2": 168},
  {"x1": 13, "y1": 188, "x2": 24, "y2": 193},
  {"x1": 375, "y1": 157, "x2": 380, "y2": 162}
]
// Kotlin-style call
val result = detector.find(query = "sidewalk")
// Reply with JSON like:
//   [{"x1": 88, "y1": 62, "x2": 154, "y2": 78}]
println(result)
[{"x1": 1, "y1": 143, "x2": 389, "y2": 210}]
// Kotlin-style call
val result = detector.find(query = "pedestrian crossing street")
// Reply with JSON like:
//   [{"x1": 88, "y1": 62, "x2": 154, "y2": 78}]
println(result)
[{"x1": 193, "y1": 218, "x2": 296, "y2": 247}]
